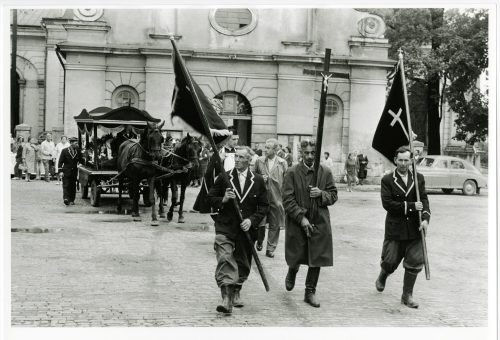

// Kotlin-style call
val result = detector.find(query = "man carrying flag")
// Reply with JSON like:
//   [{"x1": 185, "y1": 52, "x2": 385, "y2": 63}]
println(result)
[
  {"x1": 372, "y1": 58, "x2": 431, "y2": 308},
  {"x1": 169, "y1": 38, "x2": 270, "y2": 314}
]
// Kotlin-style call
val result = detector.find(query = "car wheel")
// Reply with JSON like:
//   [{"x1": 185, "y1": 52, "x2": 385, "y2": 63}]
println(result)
[
  {"x1": 462, "y1": 180, "x2": 477, "y2": 196},
  {"x1": 441, "y1": 188, "x2": 454, "y2": 194}
]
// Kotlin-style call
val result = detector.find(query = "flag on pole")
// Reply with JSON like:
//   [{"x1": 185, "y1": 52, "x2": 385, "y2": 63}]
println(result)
[
  {"x1": 170, "y1": 40, "x2": 231, "y2": 146},
  {"x1": 372, "y1": 62, "x2": 411, "y2": 162}
]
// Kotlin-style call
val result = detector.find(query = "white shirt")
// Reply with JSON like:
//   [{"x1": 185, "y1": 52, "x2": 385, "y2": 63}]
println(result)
[
  {"x1": 397, "y1": 171, "x2": 408, "y2": 186},
  {"x1": 237, "y1": 168, "x2": 248, "y2": 191},
  {"x1": 266, "y1": 156, "x2": 276, "y2": 171},
  {"x1": 40, "y1": 140, "x2": 55, "y2": 160}
]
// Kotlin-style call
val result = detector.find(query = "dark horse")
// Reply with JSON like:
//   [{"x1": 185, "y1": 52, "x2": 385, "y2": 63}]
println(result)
[
  {"x1": 116, "y1": 121, "x2": 165, "y2": 226},
  {"x1": 157, "y1": 134, "x2": 201, "y2": 223}
]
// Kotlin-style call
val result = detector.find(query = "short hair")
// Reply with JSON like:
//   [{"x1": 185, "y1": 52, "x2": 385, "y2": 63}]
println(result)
[
  {"x1": 265, "y1": 138, "x2": 279, "y2": 150},
  {"x1": 394, "y1": 145, "x2": 413, "y2": 158},
  {"x1": 300, "y1": 139, "x2": 316, "y2": 149},
  {"x1": 324, "y1": 151, "x2": 330, "y2": 157},
  {"x1": 236, "y1": 145, "x2": 252, "y2": 160},
  {"x1": 61, "y1": 135, "x2": 68, "y2": 140}
]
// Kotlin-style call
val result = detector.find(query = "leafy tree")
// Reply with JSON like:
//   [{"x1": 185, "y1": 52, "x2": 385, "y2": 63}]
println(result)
[{"x1": 382, "y1": 8, "x2": 488, "y2": 153}]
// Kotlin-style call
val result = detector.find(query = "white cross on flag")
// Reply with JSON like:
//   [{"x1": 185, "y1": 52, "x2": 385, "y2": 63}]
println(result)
[{"x1": 372, "y1": 62, "x2": 411, "y2": 162}]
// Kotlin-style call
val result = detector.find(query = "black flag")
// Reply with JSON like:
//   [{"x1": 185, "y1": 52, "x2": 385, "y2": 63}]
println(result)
[
  {"x1": 170, "y1": 40, "x2": 230, "y2": 146},
  {"x1": 372, "y1": 62, "x2": 410, "y2": 162}
]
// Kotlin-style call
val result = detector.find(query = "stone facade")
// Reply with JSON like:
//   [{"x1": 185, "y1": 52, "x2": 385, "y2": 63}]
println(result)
[{"x1": 12, "y1": 8, "x2": 398, "y2": 181}]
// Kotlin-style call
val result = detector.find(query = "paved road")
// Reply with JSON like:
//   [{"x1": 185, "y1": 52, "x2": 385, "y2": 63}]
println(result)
[{"x1": 10, "y1": 179, "x2": 489, "y2": 327}]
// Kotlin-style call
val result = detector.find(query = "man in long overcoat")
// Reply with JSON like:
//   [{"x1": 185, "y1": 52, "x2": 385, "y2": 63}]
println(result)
[
  {"x1": 282, "y1": 139, "x2": 338, "y2": 308},
  {"x1": 58, "y1": 137, "x2": 84, "y2": 205},
  {"x1": 375, "y1": 146, "x2": 430, "y2": 308},
  {"x1": 254, "y1": 138, "x2": 288, "y2": 258},
  {"x1": 207, "y1": 146, "x2": 269, "y2": 314}
]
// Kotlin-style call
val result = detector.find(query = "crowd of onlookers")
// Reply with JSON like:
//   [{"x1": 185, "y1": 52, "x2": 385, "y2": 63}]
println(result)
[
  {"x1": 10, "y1": 133, "x2": 70, "y2": 183},
  {"x1": 10, "y1": 131, "x2": 370, "y2": 192}
]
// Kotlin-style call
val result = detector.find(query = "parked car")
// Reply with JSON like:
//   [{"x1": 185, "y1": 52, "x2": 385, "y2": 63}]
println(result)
[{"x1": 416, "y1": 155, "x2": 487, "y2": 195}]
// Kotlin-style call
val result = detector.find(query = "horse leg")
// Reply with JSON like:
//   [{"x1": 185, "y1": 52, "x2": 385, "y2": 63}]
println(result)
[
  {"x1": 150, "y1": 177, "x2": 158, "y2": 226},
  {"x1": 117, "y1": 177, "x2": 122, "y2": 213},
  {"x1": 132, "y1": 180, "x2": 141, "y2": 221},
  {"x1": 167, "y1": 183, "x2": 177, "y2": 222},
  {"x1": 158, "y1": 180, "x2": 166, "y2": 218},
  {"x1": 178, "y1": 183, "x2": 187, "y2": 223}
]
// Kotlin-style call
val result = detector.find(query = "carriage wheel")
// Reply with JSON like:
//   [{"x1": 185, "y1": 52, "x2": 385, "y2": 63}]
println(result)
[
  {"x1": 90, "y1": 180, "x2": 101, "y2": 207},
  {"x1": 143, "y1": 186, "x2": 151, "y2": 207},
  {"x1": 81, "y1": 184, "x2": 89, "y2": 199}
]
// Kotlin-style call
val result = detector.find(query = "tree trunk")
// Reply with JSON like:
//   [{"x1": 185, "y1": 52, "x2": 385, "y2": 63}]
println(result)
[{"x1": 427, "y1": 8, "x2": 444, "y2": 155}]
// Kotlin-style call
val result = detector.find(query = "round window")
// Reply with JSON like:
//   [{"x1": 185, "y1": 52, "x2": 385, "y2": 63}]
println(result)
[
  {"x1": 112, "y1": 86, "x2": 139, "y2": 108},
  {"x1": 209, "y1": 9, "x2": 257, "y2": 36}
]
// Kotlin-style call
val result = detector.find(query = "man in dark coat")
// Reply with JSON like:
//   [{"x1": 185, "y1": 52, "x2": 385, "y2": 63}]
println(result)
[
  {"x1": 375, "y1": 146, "x2": 431, "y2": 308},
  {"x1": 282, "y1": 139, "x2": 338, "y2": 308},
  {"x1": 207, "y1": 146, "x2": 269, "y2": 314},
  {"x1": 58, "y1": 137, "x2": 84, "y2": 206}
]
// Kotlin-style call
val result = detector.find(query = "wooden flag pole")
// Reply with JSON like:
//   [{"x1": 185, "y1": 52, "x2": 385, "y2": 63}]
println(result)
[
  {"x1": 309, "y1": 48, "x2": 331, "y2": 222},
  {"x1": 170, "y1": 38, "x2": 270, "y2": 291},
  {"x1": 398, "y1": 49, "x2": 430, "y2": 280}
]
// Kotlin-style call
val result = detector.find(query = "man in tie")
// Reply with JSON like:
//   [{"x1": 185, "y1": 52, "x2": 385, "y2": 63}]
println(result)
[
  {"x1": 375, "y1": 146, "x2": 430, "y2": 308},
  {"x1": 58, "y1": 137, "x2": 84, "y2": 205},
  {"x1": 254, "y1": 138, "x2": 288, "y2": 257},
  {"x1": 207, "y1": 146, "x2": 269, "y2": 314},
  {"x1": 282, "y1": 139, "x2": 338, "y2": 308}
]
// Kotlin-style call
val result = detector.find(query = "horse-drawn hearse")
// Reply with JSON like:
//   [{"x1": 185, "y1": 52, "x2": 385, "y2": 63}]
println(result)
[
  {"x1": 74, "y1": 105, "x2": 201, "y2": 225},
  {"x1": 74, "y1": 106, "x2": 160, "y2": 207}
]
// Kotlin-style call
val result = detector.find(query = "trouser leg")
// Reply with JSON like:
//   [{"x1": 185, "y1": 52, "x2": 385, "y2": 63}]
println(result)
[
  {"x1": 304, "y1": 267, "x2": 321, "y2": 307},
  {"x1": 266, "y1": 224, "x2": 281, "y2": 252},
  {"x1": 214, "y1": 234, "x2": 239, "y2": 287},
  {"x1": 42, "y1": 160, "x2": 50, "y2": 181},
  {"x1": 62, "y1": 175, "x2": 70, "y2": 202},
  {"x1": 256, "y1": 225, "x2": 265, "y2": 250},
  {"x1": 380, "y1": 239, "x2": 405, "y2": 274},
  {"x1": 234, "y1": 232, "x2": 255, "y2": 286},
  {"x1": 68, "y1": 176, "x2": 77, "y2": 202}
]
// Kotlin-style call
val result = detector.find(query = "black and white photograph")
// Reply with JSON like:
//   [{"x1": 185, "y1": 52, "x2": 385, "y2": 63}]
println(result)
[{"x1": 1, "y1": 2, "x2": 497, "y2": 340}]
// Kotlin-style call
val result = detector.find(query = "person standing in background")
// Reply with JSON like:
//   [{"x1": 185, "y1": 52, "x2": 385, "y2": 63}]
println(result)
[
  {"x1": 254, "y1": 138, "x2": 288, "y2": 258},
  {"x1": 13, "y1": 136, "x2": 25, "y2": 180},
  {"x1": 357, "y1": 151, "x2": 369, "y2": 185},
  {"x1": 22, "y1": 137, "x2": 38, "y2": 182},
  {"x1": 220, "y1": 127, "x2": 239, "y2": 171},
  {"x1": 40, "y1": 133, "x2": 56, "y2": 182},
  {"x1": 344, "y1": 152, "x2": 358, "y2": 192},
  {"x1": 54, "y1": 136, "x2": 70, "y2": 185}
]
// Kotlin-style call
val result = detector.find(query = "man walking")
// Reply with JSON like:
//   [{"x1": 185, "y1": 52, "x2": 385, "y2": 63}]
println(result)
[
  {"x1": 375, "y1": 146, "x2": 430, "y2": 308},
  {"x1": 282, "y1": 139, "x2": 338, "y2": 308},
  {"x1": 40, "y1": 133, "x2": 55, "y2": 182},
  {"x1": 207, "y1": 146, "x2": 269, "y2": 314},
  {"x1": 254, "y1": 138, "x2": 287, "y2": 257},
  {"x1": 58, "y1": 137, "x2": 83, "y2": 205},
  {"x1": 220, "y1": 127, "x2": 239, "y2": 171}
]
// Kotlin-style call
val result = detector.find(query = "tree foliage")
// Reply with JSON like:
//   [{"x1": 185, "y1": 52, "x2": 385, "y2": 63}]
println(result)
[{"x1": 383, "y1": 8, "x2": 489, "y2": 147}]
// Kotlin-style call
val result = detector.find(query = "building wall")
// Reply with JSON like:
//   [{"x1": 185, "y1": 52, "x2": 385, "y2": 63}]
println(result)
[{"x1": 14, "y1": 8, "x2": 396, "y2": 180}]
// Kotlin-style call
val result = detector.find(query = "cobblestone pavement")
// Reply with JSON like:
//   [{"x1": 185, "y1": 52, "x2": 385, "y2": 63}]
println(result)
[{"x1": 9, "y1": 179, "x2": 489, "y2": 327}]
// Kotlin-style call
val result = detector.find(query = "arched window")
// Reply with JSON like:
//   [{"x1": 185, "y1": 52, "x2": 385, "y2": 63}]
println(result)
[
  {"x1": 112, "y1": 86, "x2": 139, "y2": 108},
  {"x1": 214, "y1": 91, "x2": 252, "y2": 116},
  {"x1": 326, "y1": 96, "x2": 340, "y2": 117}
]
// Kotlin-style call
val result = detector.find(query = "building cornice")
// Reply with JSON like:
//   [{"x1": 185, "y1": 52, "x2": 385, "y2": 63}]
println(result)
[{"x1": 57, "y1": 43, "x2": 395, "y2": 69}]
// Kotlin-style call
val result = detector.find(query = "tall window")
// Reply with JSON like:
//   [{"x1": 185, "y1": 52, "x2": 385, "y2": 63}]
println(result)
[
  {"x1": 112, "y1": 86, "x2": 139, "y2": 108},
  {"x1": 326, "y1": 96, "x2": 340, "y2": 117}
]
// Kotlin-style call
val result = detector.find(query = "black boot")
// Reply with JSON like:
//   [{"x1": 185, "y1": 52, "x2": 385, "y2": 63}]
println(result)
[
  {"x1": 304, "y1": 267, "x2": 320, "y2": 308},
  {"x1": 285, "y1": 267, "x2": 299, "y2": 291},
  {"x1": 216, "y1": 285, "x2": 233, "y2": 314},
  {"x1": 375, "y1": 268, "x2": 389, "y2": 292},
  {"x1": 401, "y1": 270, "x2": 419, "y2": 309},
  {"x1": 232, "y1": 285, "x2": 244, "y2": 308}
]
